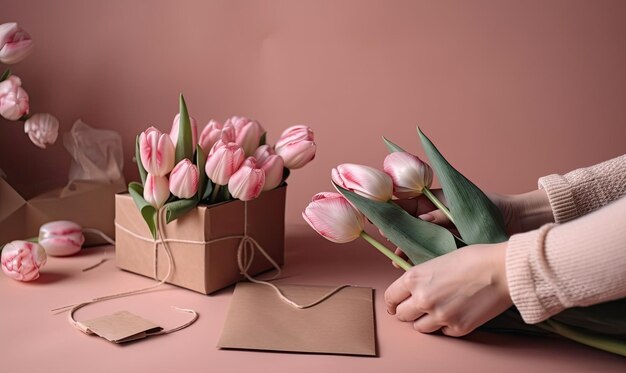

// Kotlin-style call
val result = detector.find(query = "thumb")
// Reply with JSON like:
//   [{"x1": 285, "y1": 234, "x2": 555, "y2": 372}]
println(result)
[{"x1": 418, "y1": 209, "x2": 454, "y2": 228}]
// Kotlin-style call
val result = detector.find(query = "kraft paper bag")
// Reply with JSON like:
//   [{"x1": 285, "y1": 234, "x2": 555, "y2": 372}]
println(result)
[{"x1": 217, "y1": 282, "x2": 377, "y2": 356}]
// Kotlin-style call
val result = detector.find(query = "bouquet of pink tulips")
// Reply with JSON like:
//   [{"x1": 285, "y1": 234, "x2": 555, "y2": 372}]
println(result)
[
  {"x1": 130, "y1": 94, "x2": 315, "y2": 239},
  {"x1": 304, "y1": 128, "x2": 625, "y2": 356}
]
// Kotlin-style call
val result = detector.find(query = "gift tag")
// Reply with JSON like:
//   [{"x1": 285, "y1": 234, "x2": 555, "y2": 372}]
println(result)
[{"x1": 77, "y1": 310, "x2": 163, "y2": 343}]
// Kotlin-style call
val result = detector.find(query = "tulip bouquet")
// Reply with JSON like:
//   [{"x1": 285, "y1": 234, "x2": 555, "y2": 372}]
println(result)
[
  {"x1": 130, "y1": 94, "x2": 315, "y2": 239},
  {"x1": 304, "y1": 128, "x2": 625, "y2": 356},
  {"x1": 0, "y1": 22, "x2": 59, "y2": 148}
]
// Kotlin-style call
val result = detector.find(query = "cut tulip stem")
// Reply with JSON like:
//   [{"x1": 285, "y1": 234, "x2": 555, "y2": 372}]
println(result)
[
  {"x1": 423, "y1": 187, "x2": 455, "y2": 224},
  {"x1": 360, "y1": 231, "x2": 412, "y2": 271},
  {"x1": 210, "y1": 184, "x2": 222, "y2": 203}
]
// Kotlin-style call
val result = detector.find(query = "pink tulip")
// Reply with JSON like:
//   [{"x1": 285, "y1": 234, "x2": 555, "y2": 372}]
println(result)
[
  {"x1": 139, "y1": 127, "x2": 175, "y2": 176},
  {"x1": 0, "y1": 75, "x2": 29, "y2": 121},
  {"x1": 169, "y1": 113, "x2": 198, "y2": 149},
  {"x1": 228, "y1": 157, "x2": 265, "y2": 201},
  {"x1": 255, "y1": 146, "x2": 284, "y2": 191},
  {"x1": 169, "y1": 159, "x2": 199, "y2": 199},
  {"x1": 143, "y1": 174, "x2": 170, "y2": 208},
  {"x1": 23, "y1": 113, "x2": 59, "y2": 149},
  {"x1": 198, "y1": 120, "x2": 237, "y2": 153},
  {"x1": 225, "y1": 116, "x2": 265, "y2": 156},
  {"x1": 274, "y1": 125, "x2": 316, "y2": 169},
  {"x1": 1, "y1": 240, "x2": 47, "y2": 281},
  {"x1": 205, "y1": 141, "x2": 245, "y2": 185},
  {"x1": 0, "y1": 23, "x2": 34, "y2": 64},
  {"x1": 302, "y1": 192, "x2": 366, "y2": 243},
  {"x1": 38, "y1": 220, "x2": 85, "y2": 256},
  {"x1": 383, "y1": 152, "x2": 434, "y2": 198},
  {"x1": 332, "y1": 163, "x2": 393, "y2": 202}
]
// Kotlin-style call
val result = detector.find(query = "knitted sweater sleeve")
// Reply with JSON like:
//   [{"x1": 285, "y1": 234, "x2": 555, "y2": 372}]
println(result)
[{"x1": 505, "y1": 155, "x2": 626, "y2": 324}]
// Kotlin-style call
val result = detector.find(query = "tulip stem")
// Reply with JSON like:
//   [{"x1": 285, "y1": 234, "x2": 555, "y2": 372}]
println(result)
[
  {"x1": 423, "y1": 187, "x2": 455, "y2": 224},
  {"x1": 360, "y1": 232, "x2": 412, "y2": 271},
  {"x1": 210, "y1": 184, "x2": 221, "y2": 204}
]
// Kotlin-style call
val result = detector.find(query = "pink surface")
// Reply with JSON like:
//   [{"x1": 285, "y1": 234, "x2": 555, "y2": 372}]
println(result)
[{"x1": 1, "y1": 224, "x2": 624, "y2": 373}]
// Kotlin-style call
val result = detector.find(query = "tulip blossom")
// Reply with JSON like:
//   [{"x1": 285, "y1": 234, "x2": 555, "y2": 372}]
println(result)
[
  {"x1": 199, "y1": 120, "x2": 237, "y2": 153},
  {"x1": 254, "y1": 146, "x2": 284, "y2": 191},
  {"x1": 38, "y1": 220, "x2": 85, "y2": 256},
  {"x1": 383, "y1": 151, "x2": 433, "y2": 198},
  {"x1": 1, "y1": 240, "x2": 47, "y2": 281},
  {"x1": 302, "y1": 192, "x2": 365, "y2": 243},
  {"x1": 332, "y1": 164, "x2": 393, "y2": 202},
  {"x1": 274, "y1": 125, "x2": 316, "y2": 169},
  {"x1": 228, "y1": 157, "x2": 265, "y2": 201},
  {"x1": 139, "y1": 127, "x2": 175, "y2": 176},
  {"x1": 226, "y1": 116, "x2": 264, "y2": 156},
  {"x1": 0, "y1": 75, "x2": 29, "y2": 121},
  {"x1": 23, "y1": 113, "x2": 59, "y2": 149},
  {"x1": 0, "y1": 23, "x2": 33, "y2": 64},
  {"x1": 169, "y1": 159, "x2": 199, "y2": 199},
  {"x1": 205, "y1": 141, "x2": 245, "y2": 185},
  {"x1": 169, "y1": 113, "x2": 198, "y2": 149},
  {"x1": 144, "y1": 174, "x2": 170, "y2": 208}
]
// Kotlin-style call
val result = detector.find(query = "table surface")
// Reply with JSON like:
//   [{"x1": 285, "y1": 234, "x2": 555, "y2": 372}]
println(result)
[{"x1": 1, "y1": 224, "x2": 624, "y2": 373}]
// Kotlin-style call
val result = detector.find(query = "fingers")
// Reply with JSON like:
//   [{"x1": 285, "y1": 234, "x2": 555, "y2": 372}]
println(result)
[
  {"x1": 395, "y1": 299, "x2": 425, "y2": 322},
  {"x1": 413, "y1": 315, "x2": 441, "y2": 333},
  {"x1": 418, "y1": 209, "x2": 453, "y2": 228},
  {"x1": 384, "y1": 276, "x2": 412, "y2": 315}
]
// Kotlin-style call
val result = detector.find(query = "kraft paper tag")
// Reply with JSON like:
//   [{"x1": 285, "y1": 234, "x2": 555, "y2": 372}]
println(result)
[
  {"x1": 79, "y1": 311, "x2": 163, "y2": 343},
  {"x1": 218, "y1": 282, "x2": 377, "y2": 356}
]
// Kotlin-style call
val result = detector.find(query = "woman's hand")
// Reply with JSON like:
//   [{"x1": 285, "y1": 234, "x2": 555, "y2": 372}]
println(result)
[{"x1": 384, "y1": 242, "x2": 512, "y2": 336}]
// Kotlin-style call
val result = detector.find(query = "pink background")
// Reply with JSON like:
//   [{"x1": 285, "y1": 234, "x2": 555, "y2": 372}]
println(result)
[{"x1": 2, "y1": 0, "x2": 626, "y2": 223}]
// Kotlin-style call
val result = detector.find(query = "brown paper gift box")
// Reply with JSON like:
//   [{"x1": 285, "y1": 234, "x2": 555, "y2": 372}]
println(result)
[{"x1": 114, "y1": 186, "x2": 286, "y2": 294}]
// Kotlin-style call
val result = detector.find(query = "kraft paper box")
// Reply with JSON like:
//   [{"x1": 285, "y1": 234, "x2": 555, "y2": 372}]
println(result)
[
  {"x1": 115, "y1": 186, "x2": 286, "y2": 294},
  {"x1": 0, "y1": 177, "x2": 125, "y2": 246}
]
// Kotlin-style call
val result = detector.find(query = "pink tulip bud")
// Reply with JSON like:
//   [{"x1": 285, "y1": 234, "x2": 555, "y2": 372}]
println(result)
[
  {"x1": 275, "y1": 125, "x2": 316, "y2": 169},
  {"x1": 383, "y1": 152, "x2": 434, "y2": 198},
  {"x1": 0, "y1": 75, "x2": 29, "y2": 121},
  {"x1": 255, "y1": 145, "x2": 283, "y2": 191},
  {"x1": 205, "y1": 141, "x2": 245, "y2": 185},
  {"x1": 228, "y1": 157, "x2": 265, "y2": 201},
  {"x1": 198, "y1": 119, "x2": 222, "y2": 153},
  {"x1": 38, "y1": 220, "x2": 85, "y2": 257},
  {"x1": 23, "y1": 113, "x2": 59, "y2": 149},
  {"x1": 169, "y1": 159, "x2": 199, "y2": 199},
  {"x1": 139, "y1": 127, "x2": 175, "y2": 176},
  {"x1": 302, "y1": 192, "x2": 365, "y2": 243},
  {"x1": 0, "y1": 23, "x2": 34, "y2": 64},
  {"x1": 170, "y1": 113, "x2": 198, "y2": 149},
  {"x1": 144, "y1": 174, "x2": 170, "y2": 208},
  {"x1": 332, "y1": 163, "x2": 393, "y2": 202},
  {"x1": 1, "y1": 240, "x2": 47, "y2": 281},
  {"x1": 225, "y1": 116, "x2": 265, "y2": 156}
]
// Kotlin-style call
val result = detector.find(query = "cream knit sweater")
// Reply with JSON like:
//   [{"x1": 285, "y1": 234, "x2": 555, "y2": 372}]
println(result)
[{"x1": 506, "y1": 154, "x2": 626, "y2": 324}]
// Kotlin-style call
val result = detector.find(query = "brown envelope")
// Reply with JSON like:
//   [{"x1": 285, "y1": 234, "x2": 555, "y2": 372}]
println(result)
[{"x1": 217, "y1": 282, "x2": 377, "y2": 356}]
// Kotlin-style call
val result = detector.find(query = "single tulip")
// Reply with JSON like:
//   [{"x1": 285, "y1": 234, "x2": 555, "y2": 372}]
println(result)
[
  {"x1": 139, "y1": 127, "x2": 175, "y2": 176},
  {"x1": 23, "y1": 113, "x2": 59, "y2": 149},
  {"x1": 1, "y1": 240, "x2": 47, "y2": 281},
  {"x1": 274, "y1": 125, "x2": 316, "y2": 169},
  {"x1": 143, "y1": 174, "x2": 170, "y2": 208},
  {"x1": 226, "y1": 116, "x2": 264, "y2": 156},
  {"x1": 0, "y1": 75, "x2": 29, "y2": 121},
  {"x1": 259, "y1": 154, "x2": 284, "y2": 191},
  {"x1": 228, "y1": 157, "x2": 265, "y2": 201},
  {"x1": 0, "y1": 23, "x2": 34, "y2": 64},
  {"x1": 169, "y1": 113, "x2": 198, "y2": 149},
  {"x1": 198, "y1": 119, "x2": 222, "y2": 153},
  {"x1": 169, "y1": 159, "x2": 199, "y2": 199},
  {"x1": 205, "y1": 141, "x2": 245, "y2": 185},
  {"x1": 38, "y1": 220, "x2": 85, "y2": 256},
  {"x1": 331, "y1": 164, "x2": 393, "y2": 202},
  {"x1": 383, "y1": 151, "x2": 433, "y2": 198},
  {"x1": 302, "y1": 192, "x2": 365, "y2": 243},
  {"x1": 253, "y1": 144, "x2": 274, "y2": 165}
]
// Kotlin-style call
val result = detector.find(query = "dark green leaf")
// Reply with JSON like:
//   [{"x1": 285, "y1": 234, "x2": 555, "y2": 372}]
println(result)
[
  {"x1": 135, "y1": 135, "x2": 147, "y2": 185},
  {"x1": 175, "y1": 94, "x2": 194, "y2": 163},
  {"x1": 195, "y1": 145, "x2": 207, "y2": 201},
  {"x1": 128, "y1": 182, "x2": 157, "y2": 239},
  {"x1": 164, "y1": 198, "x2": 198, "y2": 223},
  {"x1": 336, "y1": 184, "x2": 457, "y2": 263},
  {"x1": 383, "y1": 137, "x2": 406, "y2": 153},
  {"x1": 259, "y1": 132, "x2": 267, "y2": 147},
  {"x1": 418, "y1": 127, "x2": 508, "y2": 244},
  {"x1": 0, "y1": 69, "x2": 10, "y2": 82},
  {"x1": 202, "y1": 180, "x2": 214, "y2": 202}
]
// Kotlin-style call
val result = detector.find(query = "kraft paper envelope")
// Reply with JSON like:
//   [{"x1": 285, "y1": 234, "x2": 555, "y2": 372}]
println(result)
[{"x1": 218, "y1": 282, "x2": 376, "y2": 356}]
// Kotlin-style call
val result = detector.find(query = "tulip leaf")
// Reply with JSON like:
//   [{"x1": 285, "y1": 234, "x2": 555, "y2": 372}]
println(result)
[
  {"x1": 0, "y1": 69, "x2": 10, "y2": 82},
  {"x1": 335, "y1": 184, "x2": 458, "y2": 263},
  {"x1": 202, "y1": 180, "x2": 214, "y2": 202},
  {"x1": 175, "y1": 94, "x2": 194, "y2": 163},
  {"x1": 195, "y1": 145, "x2": 208, "y2": 201},
  {"x1": 418, "y1": 127, "x2": 508, "y2": 245},
  {"x1": 382, "y1": 137, "x2": 406, "y2": 153},
  {"x1": 164, "y1": 198, "x2": 198, "y2": 224},
  {"x1": 128, "y1": 182, "x2": 157, "y2": 239},
  {"x1": 135, "y1": 135, "x2": 147, "y2": 185}
]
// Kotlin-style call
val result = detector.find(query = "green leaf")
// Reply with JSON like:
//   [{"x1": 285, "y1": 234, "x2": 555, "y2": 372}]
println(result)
[
  {"x1": 202, "y1": 180, "x2": 214, "y2": 201},
  {"x1": 164, "y1": 198, "x2": 198, "y2": 223},
  {"x1": 195, "y1": 145, "x2": 207, "y2": 201},
  {"x1": 128, "y1": 182, "x2": 158, "y2": 239},
  {"x1": 135, "y1": 135, "x2": 147, "y2": 185},
  {"x1": 382, "y1": 137, "x2": 406, "y2": 153},
  {"x1": 175, "y1": 94, "x2": 194, "y2": 163},
  {"x1": 335, "y1": 184, "x2": 457, "y2": 264},
  {"x1": 0, "y1": 69, "x2": 10, "y2": 82},
  {"x1": 418, "y1": 127, "x2": 508, "y2": 245},
  {"x1": 259, "y1": 132, "x2": 267, "y2": 147}
]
